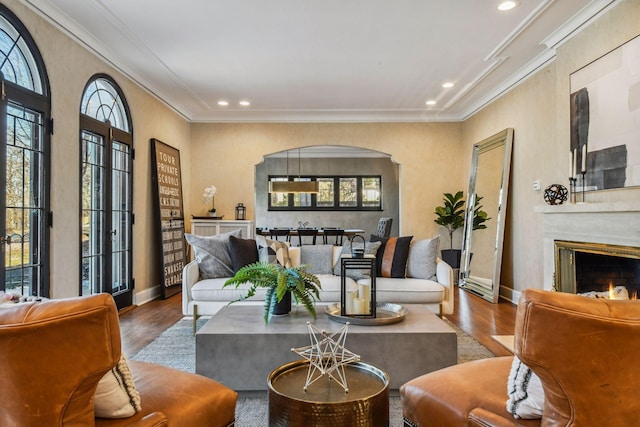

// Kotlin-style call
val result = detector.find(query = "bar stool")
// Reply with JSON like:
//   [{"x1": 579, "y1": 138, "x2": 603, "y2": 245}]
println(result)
[
  {"x1": 322, "y1": 228, "x2": 345, "y2": 245},
  {"x1": 296, "y1": 228, "x2": 318, "y2": 246}
]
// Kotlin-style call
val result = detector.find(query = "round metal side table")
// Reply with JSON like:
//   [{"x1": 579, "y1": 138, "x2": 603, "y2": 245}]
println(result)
[{"x1": 268, "y1": 360, "x2": 389, "y2": 427}]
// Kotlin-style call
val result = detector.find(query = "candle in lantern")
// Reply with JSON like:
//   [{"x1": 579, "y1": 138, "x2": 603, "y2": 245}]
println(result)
[
  {"x1": 581, "y1": 145, "x2": 587, "y2": 173},
  {"x1": 573, "y1": 148, "x2": 577, "y2": 178},
  {"x1": 353, "y1": 298, "x2": 365, "y2": 314},
  {"x1": 345, "y1": 290, "x2": 356, "y2": 314},
  {"x1": 358, "y1": 283, "x2": 370, "y2": 314}
]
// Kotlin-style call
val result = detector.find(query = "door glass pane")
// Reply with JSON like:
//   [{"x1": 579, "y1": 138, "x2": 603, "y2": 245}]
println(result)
[
  {"x1": 339, "y1": 177, "x2": 357, "y2": 207},
  {"x1": 81, "y1": 130, "x2": 105, "y2": 296},
  {"x1": 4, "y1": 104, "x2": 44, "y2": 296},
  {"x1": 111, "y1": 141, "x2": 131, "y2": 295}
]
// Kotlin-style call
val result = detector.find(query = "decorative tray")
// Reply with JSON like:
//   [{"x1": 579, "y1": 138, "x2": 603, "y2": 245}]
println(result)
[{"x1": 325, "y1": 302, "x2": 408, "y2": 326}]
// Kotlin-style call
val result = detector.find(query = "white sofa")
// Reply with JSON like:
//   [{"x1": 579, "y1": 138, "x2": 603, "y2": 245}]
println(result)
[{"x1": 182, "y1": 242, "x2": 454, "y2": 319}]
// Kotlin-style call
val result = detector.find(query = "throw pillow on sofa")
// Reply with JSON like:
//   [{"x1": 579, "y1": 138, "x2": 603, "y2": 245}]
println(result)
[
  {"x1": 506, "y1": 356, "x2": 545, "y2": 419},
  {"x1": 332, "y1": 239, "x2": 381, "y2": 279},
  {"x1": 406, "y1": 236, "x2": 439, "y2": 280},
  {"x1": 300, "y1": 244, "x2": 334, "y2": 275},
  {"x1": 256, "y1": 235, "x2": 292, "y2": 268},
  {"x1": 185, "y1": 229, "x2": 241, "y2": 279},
  {"x1": 370, "y1": 235, "x2": 413, "y2": 278},
  {"x1": 94, "y1": 354, "x2": 141, "y2": 418},
  {"x1": 228, "y1": 235, "x2": 259, "y2": 273}
]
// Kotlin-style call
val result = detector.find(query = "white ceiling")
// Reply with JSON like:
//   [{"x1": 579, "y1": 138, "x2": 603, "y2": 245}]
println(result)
[{"x1": 23, "y1": 0, "x2": 617, "y2": 123}]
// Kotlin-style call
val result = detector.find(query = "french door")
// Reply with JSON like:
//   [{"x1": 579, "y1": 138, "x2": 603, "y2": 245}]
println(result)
[
  {"x1": 1, "y1": 96, "x2": 49, "y2": 297},
  {"x1": 81, "y1": 120, "x2": 133, "y2": 309}
]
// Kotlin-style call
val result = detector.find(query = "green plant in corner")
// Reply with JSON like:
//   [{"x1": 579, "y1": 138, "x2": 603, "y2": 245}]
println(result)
[
  {"x1": 434, "y1": 191, "x2": 466, "y2": 250},
  {"x1": 223, "y1": 262, "x2": 322, "y2": 324}
]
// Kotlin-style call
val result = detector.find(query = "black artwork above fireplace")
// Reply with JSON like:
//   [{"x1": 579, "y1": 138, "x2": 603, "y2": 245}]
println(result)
[{"x1": 554, "y1": 240, "x2": 640, "y2": 298}]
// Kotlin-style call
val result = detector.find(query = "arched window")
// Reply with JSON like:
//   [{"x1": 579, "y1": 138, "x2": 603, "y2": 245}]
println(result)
[
  {"x1": 80, "y1": 75, "x2": 134, "y2": 309},
  {"x1": 0, "y1": 5, "x2": 51, "y2": 297}
]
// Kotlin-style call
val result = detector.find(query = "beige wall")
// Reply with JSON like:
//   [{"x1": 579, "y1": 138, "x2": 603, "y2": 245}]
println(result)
[
  {"x1": 462, "y1": 0, "x2": 640, "y2": 299},
  {"x1": 7, "y1": 0, "x2": 191, "y2": 301},
  {"x1": 189, "y1": 123, "x2": 463, "y2": 242}
]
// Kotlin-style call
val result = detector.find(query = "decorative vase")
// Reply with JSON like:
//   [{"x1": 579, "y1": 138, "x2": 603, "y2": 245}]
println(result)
[
  {"x1": 272, "y1": 291, "x2": 292, "y2": 316},
  {"x1": 208, "y1": 210, "x2": 216, "y2": 217},
  {"x1": 441, "y1": 249, "x2": 462, "y2": 269}
]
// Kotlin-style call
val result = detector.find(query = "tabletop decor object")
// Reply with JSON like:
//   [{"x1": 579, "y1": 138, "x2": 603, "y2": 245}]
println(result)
[
  {"x1": 291, "y1": 322, "x2": 360, "y2": 393},
  {"x1": 543, "y1": 184, "x2": 568, "y2": 205},
  {"x1": 203, "y1": 184, "x2": 217, "y2": 216}
]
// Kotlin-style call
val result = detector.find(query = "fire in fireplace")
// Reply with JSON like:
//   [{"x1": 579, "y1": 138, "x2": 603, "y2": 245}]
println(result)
[{"x1": 554, "y1": 240, "x2": 640, "y2": 298}]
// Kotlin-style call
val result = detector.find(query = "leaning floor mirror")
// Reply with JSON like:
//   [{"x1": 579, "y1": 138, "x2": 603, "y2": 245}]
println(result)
[{"x1": 459, "y1": 128, "x2": 513, "y2": 303}]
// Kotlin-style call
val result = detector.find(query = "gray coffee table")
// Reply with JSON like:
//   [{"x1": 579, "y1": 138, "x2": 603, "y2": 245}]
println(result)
[{"x1": 196, "y1": 304, "x2": 457, "y2": 390}]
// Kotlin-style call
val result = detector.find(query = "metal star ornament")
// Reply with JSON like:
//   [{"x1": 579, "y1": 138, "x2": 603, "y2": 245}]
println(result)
[{"x1": 291, "y1": 322, "x2": 360, "y2": 393}]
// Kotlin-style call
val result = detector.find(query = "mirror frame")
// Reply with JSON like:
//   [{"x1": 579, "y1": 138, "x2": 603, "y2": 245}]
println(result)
[{"x1": 459, "y1": 128, "x2": 513, "y2": 303}]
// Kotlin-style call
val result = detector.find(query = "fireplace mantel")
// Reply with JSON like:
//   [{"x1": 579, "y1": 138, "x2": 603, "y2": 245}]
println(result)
[{"x1": 537, "y1": 201, "x2": 640, "y2": 291}]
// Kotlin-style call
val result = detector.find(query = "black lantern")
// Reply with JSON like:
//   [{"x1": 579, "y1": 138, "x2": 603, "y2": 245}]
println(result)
[{"x1": 235, "y1": 203, "x2": 246, "y2": 220}]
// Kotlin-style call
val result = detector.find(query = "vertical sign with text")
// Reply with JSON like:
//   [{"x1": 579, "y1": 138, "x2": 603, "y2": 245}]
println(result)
[{"x1": 150, "y1": 139, "x2": 186, "y2": 298}]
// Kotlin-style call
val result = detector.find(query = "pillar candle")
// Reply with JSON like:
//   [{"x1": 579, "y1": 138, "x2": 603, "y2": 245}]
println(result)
[
  {"x1": 358, "y1": 283, "x2": 370, "y2": 313},
  {"x1": 353, "y1": 298, "x2": 365, "y2": 314},
  {"x1": 345, "y1": 290, "x2": 356, "y2": 315},
  {"x1": 581, "y1": 145, "x2": 587, "y2": 173},
  {"x1": 569, "y1": 150, "x2": 574, "y2": 178},
  {"x1": 573, "y1": 148, "x2": 577, "y2": 178}
]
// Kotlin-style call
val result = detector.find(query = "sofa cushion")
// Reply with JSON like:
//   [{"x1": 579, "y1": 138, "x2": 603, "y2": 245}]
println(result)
[
  {"x1": 94, "y1": 354, "x2": 141, "y2": 418},
  {"x1": 406, "y1": 236, "x2": 440, "y2": 280},
  {"x1": 185, "y1": 230, "x2": 241, "y2": 279},
  {"x1": 256, "y1": 235, "x2": 292, "y2": 267},
  {"x1": 371, "y1": 235, "x2": 413, "y2": 278},
  {"x1": 228, "y1": 235, "x2": 258, "y2": 273},
  {"x1": 333, "y1": 240, "x2": 381, "y2": 279},
  {"x1": 300, "y1": 245, "x2": 334, "y2": 275},
  {"x1": 506, "y1": 356, "x2": 545, "y2": 419},
  {"x1": 192, "y1": 278, "x2": 267, "y2": 302},
  {"x1": 363, "y1": 277, "x2": 445, "y2": 304}
]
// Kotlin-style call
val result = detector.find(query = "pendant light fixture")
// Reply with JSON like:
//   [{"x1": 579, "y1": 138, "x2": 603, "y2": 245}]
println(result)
[{"x1": 268, "y1": 148, "x2": 319, "y2": 193}]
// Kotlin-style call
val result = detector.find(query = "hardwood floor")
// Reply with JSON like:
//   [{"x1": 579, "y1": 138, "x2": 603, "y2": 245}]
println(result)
[{"x1": 118, "y1": 286, "x2": 517, "y2": 357}]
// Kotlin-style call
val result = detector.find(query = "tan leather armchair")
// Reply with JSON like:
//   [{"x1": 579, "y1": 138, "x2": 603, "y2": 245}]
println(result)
[
  {"x1": 401, "y1": 289, "x2": 640, "y2": 426},
  {"x1": 0, "y1": 294, "x2": 237, "y2": 427}
]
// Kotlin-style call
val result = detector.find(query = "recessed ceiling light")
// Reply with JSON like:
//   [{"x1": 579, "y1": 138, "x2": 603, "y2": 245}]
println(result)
[
  {"x1": 442, "y1": 82, "x2": 454, "y2": 88},
  {"x1": 239, "y1": 100, "x2": 251, "y2": 107},
  {"x1": 426, "y1": 100, "x2": 437, "y2": 106},
  {"x1": 498, "y1": 1, "x2": 519, "y2": 11},
  {"x1": 217, "y1": 100, "x2": 229, "y2": 106}
]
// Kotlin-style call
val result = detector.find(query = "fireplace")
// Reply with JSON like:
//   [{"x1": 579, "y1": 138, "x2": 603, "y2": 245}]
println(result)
[{"x1": 554, "y1": 240, "x2": 640, "y2": 298}]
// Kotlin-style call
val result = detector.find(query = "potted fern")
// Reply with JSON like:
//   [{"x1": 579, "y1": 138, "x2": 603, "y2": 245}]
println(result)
[{"x1": 223, "y1": 262, "x2": 322, "y2": 324}]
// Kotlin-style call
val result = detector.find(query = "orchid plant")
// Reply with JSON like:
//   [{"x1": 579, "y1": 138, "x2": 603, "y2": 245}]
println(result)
[{"x1": 203, "y1": 185, "x2": 217, "y2": 212}]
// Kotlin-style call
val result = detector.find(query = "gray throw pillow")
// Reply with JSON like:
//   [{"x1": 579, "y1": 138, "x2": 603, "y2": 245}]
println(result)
[
  {"x1": 333, "y1": 240, "x2": 382, "y2": 279},
  {"x1": 300, "y1": 245, "x2": 334, "y2": 275},
  {"x1": 406, "y1": 236, "x2": 440, "y2": 280},
  {"x1": 185, "y1": 229, "x2": 242, "y2": 279}
]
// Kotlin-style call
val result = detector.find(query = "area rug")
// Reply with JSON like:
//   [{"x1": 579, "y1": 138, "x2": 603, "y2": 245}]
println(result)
[{"x1": 131, "y1": 316, "x2": 493, "y2": 427}]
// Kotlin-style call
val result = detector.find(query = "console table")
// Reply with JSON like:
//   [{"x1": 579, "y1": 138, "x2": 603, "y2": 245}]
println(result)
[{"x1": 191, "y1": 219, "x2": 254, "y2": 239}]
